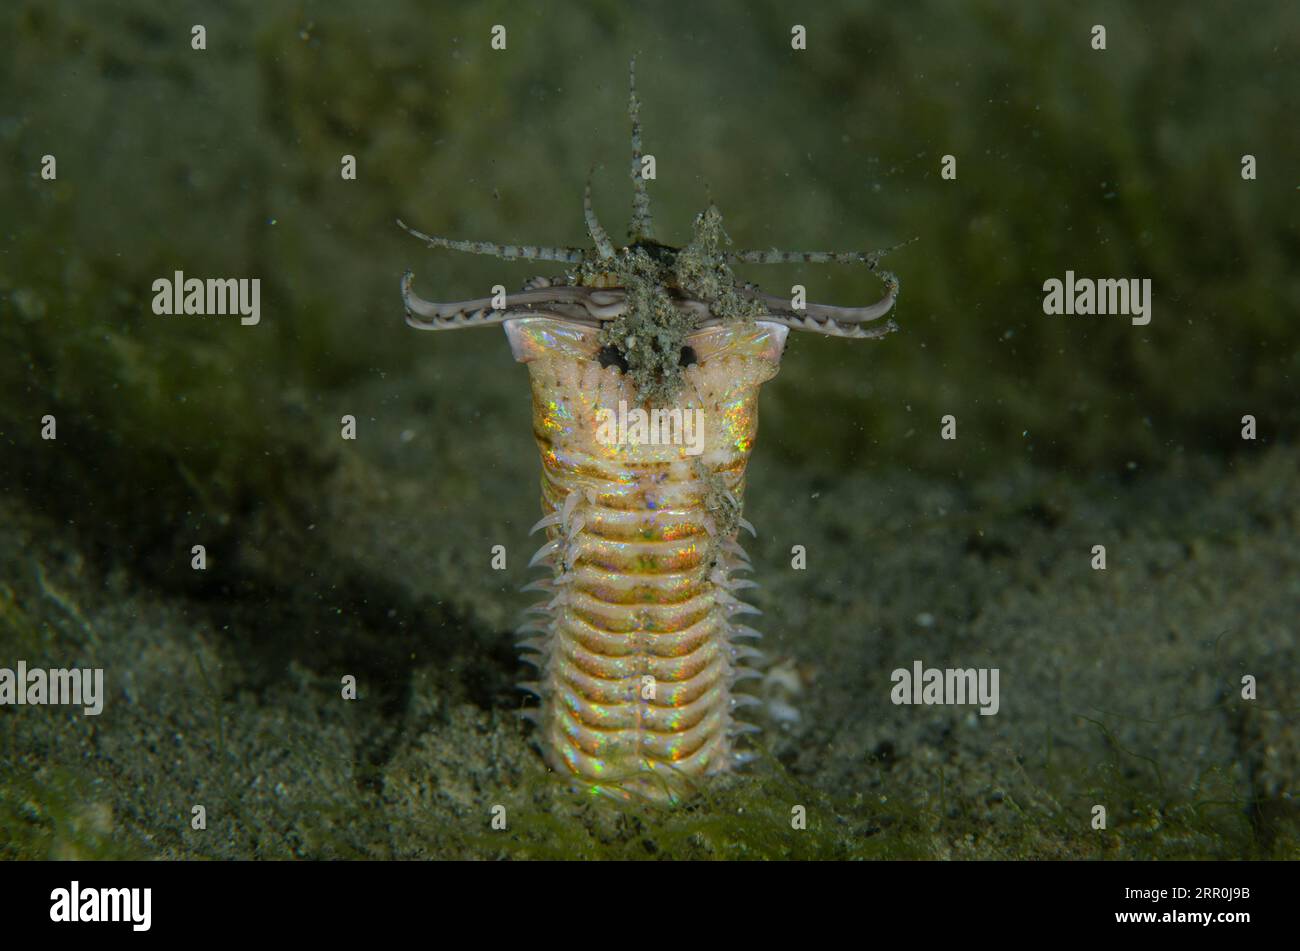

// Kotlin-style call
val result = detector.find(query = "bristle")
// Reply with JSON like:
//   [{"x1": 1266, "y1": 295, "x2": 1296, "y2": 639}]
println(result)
[
  {"x1": 528, "y1": 537, "x2": 562, "y2": 568},
  {"x1": 529, "y1": 511, "x2": 562, "y2": 535}
]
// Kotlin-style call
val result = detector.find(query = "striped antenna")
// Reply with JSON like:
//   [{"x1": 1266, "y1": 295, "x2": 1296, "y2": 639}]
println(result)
[
  {"x1": 628, "y1": 56, "x2": 654, "y2": 241},
  {"x1": 728, "y1": 236, "x2": 918, "y2": 267},
  {"x1": 584, "y1": 170, "x2": 615, "y2": 259},
  {"x1": 397, "y1": 219, "x2": 585, "y2": 264}
]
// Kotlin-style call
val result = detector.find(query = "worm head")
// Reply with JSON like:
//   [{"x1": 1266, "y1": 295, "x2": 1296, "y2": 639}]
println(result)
[{"x1": 399, "y1": 58, "x2": 905, "y2": 403}]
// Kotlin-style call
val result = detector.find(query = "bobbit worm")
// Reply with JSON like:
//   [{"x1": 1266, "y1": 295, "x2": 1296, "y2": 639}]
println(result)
[{"x1": 398, "y1": 60, "x2": 902, "y2": 803}]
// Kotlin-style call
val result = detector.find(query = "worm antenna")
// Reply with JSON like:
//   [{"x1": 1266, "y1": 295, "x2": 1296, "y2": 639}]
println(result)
[
  {"x1": 401, "y1": 272, "x2": 629, "y2": 329},
  {"x1": 728, "y1": 236, "x2": 918, "y2": 267},
  {"x1": 397, "y1": 218, "x2": 584, "y2": 264},
  {"x1": 743, "y1": 271, "x2": 899, "y2": 324},
  {"x1": 628, "y1": 55, "x2": 654, "y2": 242},
  {"x1": 730, "y1": 249, "x2": 879, "y2": 265},
  {"x1": 584, "y1": 170, "x2": 616, "y2": 260}
]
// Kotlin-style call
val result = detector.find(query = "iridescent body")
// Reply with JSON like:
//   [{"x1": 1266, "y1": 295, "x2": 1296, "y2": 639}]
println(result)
[
  {"x1": 506, "y1": 317, "x2": 782, "y2": 800},
  {"x1": 399, "y1": 61, "x2": 902, "y2": 802}
]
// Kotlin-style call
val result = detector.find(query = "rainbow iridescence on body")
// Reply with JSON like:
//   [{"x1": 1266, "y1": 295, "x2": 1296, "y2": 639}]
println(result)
[
  {"x1": 398, "y1": 61, "x2": 900, "y2": 803},
  {"x1": 508, "y1": 316, "x2": 785, "y2": 802}
]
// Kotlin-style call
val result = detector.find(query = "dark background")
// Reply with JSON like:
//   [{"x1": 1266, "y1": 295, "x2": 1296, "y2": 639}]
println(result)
[{"x1": 1, "y1": 1, "x2": 1296, "y2": 859}]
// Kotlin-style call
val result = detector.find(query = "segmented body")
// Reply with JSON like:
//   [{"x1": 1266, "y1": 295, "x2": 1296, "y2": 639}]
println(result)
[
  {"x1": 398, "y1": 60, "x2": 901, "y2": 803},
  {"x1": 508, "y1": 317, "x2": 785, "y2": 802}
]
